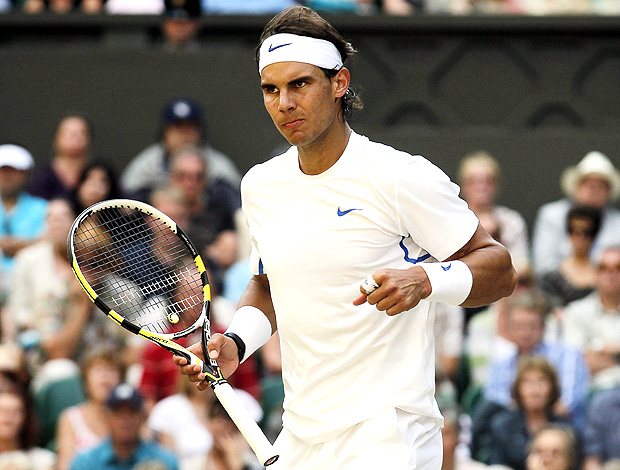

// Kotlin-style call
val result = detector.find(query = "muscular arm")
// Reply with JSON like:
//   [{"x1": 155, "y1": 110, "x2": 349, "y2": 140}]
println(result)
[
  {"x1": 446, "y1": 223, "x2": 517, "y2": 307},
  {"x1": 356, "y1": 223, "x2": 517, "y2": 315},
  {"x1": 237, "y1": 274, "x2": 277, "y2": 334}
]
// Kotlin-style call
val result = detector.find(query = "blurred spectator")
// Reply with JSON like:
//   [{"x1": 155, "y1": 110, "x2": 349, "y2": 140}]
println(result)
[
  {"x1": 161, "y1": 0, "x2": 202, "y2": 52},
  {"x1": 0, "y1": 384, "x2": 55, "y2": 470},
  {"x1": 69, "y1": 161, "x2": 123, "y2": 215},
  {"x1": 526, "y1": 424, "x2": 579, "y2": 470},
  {"x1": 29, "y1": 114, "x2": 92, "y2": 201},
  {"x1": 435, "y1": 303, "x2": 464, "y2": 386},
  {"x1": 69, "y1": 383, "x2": 178, "y2": 470},
  {"x1": 147, "y1": 375, "x2": 213, "y2": 469},
  {"x1": 200, "y1": 0, "x2": 294, "y2": 14},
  {"x1": 562, "y1": 246, "x2": 620, "y2": 390},
  {"x1": 105, "y1": 0, "x2": 164, "y2": 14},
  {"x1": 0, "y1": 144, "x2": 48, "y2": 302},
  {"x1": 479, "y1": 357, "x2": 574, "y2": 470},
  {"x1": 121, "y1": 98, "x2": 240, "y2": 202},
  {"x1": 382, "y1": 0, "x2": 420, "y2": 14},
  {"x1": 583, "y1": 387, "x2": 620, "y2": 470},
  {"x1": 6, "y1": 199, "x2": 91, "y2": 383},
  {"x1": 0, "y1": 345, "x2": 27, "y2": 391},
  {"x1": 539, "y1": 205, "x2": 601, "y2": 309},
  {"x1": 56, "y1": 347, "x2": 125, "y2": 470},
  {"x1": 484, "y1": 289, "x2": 588, "y2": 431},
  {"x1": 168, "y1": 146, "x2": 240, "y2": 272},
  {"x1": 532, "y1": 151, "x2": 620, "y2": 278},
  {"x1": 184, "y1": 390, "x2": 262, "y2": 470},
  {"x1": 459, "y1": 151, "x2": 530, "y2": 279}
]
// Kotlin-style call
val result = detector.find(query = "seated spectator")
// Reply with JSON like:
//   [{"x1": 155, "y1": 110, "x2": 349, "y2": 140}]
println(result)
[
  {"x1": 147, "y1": 375, "x2": 213, "y2": 468},
  {"x1": 29, "y1": 114, "x2": 92, "y2": 201},
  {"x1": 539, "y1": 205, "x2": 601, "y2": 309},
  {"x1": 6, "y1": 199, "x2": 92, "y2": 384},
  {"x1": 105, "y1": 0, "x2": 164, "y2": 13},
  {"x1": 121, "y1": 98, "x2": 240, "y2": 202},
  {"x1": 562, "y1": 246, "x2": 620, "y2": 390},
  {"x1": 69, "y1": 161, "x2": 124, "y2": 215},
  {"x1": 183, "y1": 389, "x2": 263, "y2": 470},
  {"x1": 459, "y1": 151, "x2": 531, "y2": 279},
  {"x1": 160, "y1": 0, "x2": 202, "y2": 52},
  {"x1": 583, "y1": 386, "x2": 620, "y2": 470},
  {"x1": 532, "y1": 151, "x2": 620, "y2": 277},
  {"x1": 200, "y1": 0, "x2": 295, "y2": 14},
  {"x1": 0, "y1": 384, "x2": 55, "y2": 470},
  {"x1": 55, "y1": 347, "x2": 125, "y2": 470},
  {"x1": 69, "y1": 383, "x2": 178, "y2": 470},
  {"x1": 484, "y1": 289, "x2": 588, "y2": 431},
  {"x1": 168, "y1": 146, "x2": 240, "y2": 272},
  {"x1": 0, "y1": 144, "x2": 48, "y2": 301},
  {"x1": 526, "y1": 424, "x2": 579, "y2": 470},
  {"x1": 482, "y1": 357, "x2": 574, "y2": 470}
]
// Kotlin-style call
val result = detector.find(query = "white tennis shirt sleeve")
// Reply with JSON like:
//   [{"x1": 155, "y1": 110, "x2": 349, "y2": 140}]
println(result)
[{"x1": 241, "y1": 132, "x2": 478, "y2": 443}]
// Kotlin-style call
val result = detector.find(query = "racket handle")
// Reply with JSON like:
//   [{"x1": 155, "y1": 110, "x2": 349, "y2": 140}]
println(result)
[{"x1": 213, "y1": 382, "x2": 279, "y2": 466}]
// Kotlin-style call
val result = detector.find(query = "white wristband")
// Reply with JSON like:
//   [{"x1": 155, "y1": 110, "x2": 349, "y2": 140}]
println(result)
[
  {"x1": 225, "y1": 306, "x2": 272, "y2": 363},
  {"x1": 418, "y1": 260, "x2": 473, "y2": 306}
]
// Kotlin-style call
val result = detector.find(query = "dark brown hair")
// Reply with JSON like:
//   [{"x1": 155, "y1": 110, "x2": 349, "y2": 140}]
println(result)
[
  {"x1": 511, "y1": 356, "x2": 561, "y2": 411},
  {"x1": 256, "y1": 6, "x2": 362, "y2": 120}
]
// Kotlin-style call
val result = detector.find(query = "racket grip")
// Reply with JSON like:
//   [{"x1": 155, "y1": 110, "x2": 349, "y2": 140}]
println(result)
[{"x1": 213, "y1": 382, "x2": 279, "y2": 466}]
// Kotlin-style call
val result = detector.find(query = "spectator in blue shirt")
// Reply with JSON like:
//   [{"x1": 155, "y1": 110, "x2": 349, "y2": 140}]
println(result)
[
  {"x1": 0, "y1": 144, "x2": 48, "y2": 298},
  {"x1": 70, "y1": 383, "x2": 178, "y2": 470},
  {"x1": 484, "y1": 289, "x2": 589, "y2": 431}
]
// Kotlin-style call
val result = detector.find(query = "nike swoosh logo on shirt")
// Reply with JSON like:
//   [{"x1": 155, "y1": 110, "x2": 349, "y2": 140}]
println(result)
[
  {"x1": 441, "y1": 263, "x2": 452, "y2": 271},
  {"x1": 268, "y1": 43, "x2": 292, "y2": 52},
  {"x1": 337, "y1": 207, "x2": 362, "y2": 217}
]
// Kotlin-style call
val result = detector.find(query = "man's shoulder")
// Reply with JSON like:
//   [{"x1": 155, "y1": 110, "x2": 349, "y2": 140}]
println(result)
[
  {"x1": 135, "y1": 440, "x2": 178, "y2": 465},
  {"x1": 590, "y1": 386, "x2": 620, "y2": 410},
  {"x1": 70, "y1": 440, "x2": 113, "y2": 468},
  {"x1": 564, "y1": 291, "x2": 599, "y2": 315},
  {"x1": 128, "y1": 143, "x2": 165, "y2": 165},
  {"x1": 536, "y1": 198, "x2": 570, "y2": 217}
]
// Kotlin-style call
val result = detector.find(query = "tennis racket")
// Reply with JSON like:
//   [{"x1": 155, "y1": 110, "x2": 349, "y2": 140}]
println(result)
[{"x1": 67, "y1": 199, "x2": 279, "y2": 466}]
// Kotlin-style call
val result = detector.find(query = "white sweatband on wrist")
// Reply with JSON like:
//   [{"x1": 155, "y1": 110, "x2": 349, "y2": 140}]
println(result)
[
  {"x1": 258, "y1": 33, "x2": 343, "y2": 75},
  {"x1": 418, "y1": 260, "x2": 473, "y2": 306},
  {"x1": 225, "y1": 306, "x2": 272, "y2": 363}
]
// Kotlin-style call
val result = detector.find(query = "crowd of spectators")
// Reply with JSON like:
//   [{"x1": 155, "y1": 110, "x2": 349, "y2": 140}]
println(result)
[
  {"x1": 0, "y1": 0, "x2": 619, "y2": 17},
  {"x1": 1, "y1": 47, "x2": 620, "y2": 469}
]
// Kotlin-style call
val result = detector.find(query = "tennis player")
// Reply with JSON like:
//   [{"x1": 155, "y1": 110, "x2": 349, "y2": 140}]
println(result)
[{"x1": 176, "y1": 6, "x2": 517, "y2": 469}]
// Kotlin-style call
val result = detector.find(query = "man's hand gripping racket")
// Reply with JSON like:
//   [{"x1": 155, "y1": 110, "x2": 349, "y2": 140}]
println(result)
[{"x1": 67, "y1": 199, "x2": 278, "y2": 466}]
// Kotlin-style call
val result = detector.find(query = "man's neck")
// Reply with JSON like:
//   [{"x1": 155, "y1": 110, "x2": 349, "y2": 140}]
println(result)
[
  {"x1": 600, "y1": 292, "x2": 620, "y2": 312},
  {"x1": 1, "y1": 192, "x2": 18, "y2": 211},
  {"x1": 113, "y1": 440, "x2": 139, "y2": 461},
  {"x1": 297, "y1": 123, "x2": 351, "y2": 175}
]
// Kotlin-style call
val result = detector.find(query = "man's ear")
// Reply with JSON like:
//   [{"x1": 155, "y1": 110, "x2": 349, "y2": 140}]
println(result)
[{"x1": 333, "y1": 67, "x2": 351, "y2": 99}]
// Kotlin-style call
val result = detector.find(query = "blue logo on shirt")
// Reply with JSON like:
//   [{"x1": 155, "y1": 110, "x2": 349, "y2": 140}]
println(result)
[
  {"x1": 337, "y1": 207, "x2": 362, "y2": 217},
  {"x1": 268, "y1": 43, "x2": 292, "y2": 52},
  {"x1": 441, "y1": 263, "x2": 452, "y2": 271}
]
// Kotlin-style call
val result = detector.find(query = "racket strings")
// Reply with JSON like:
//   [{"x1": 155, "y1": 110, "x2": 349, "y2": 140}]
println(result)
[{"x1": 73, "y1": 207, "x2": 204, "y2": 336}]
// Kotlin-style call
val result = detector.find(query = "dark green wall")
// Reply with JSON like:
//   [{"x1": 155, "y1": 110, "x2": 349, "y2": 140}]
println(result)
[{"x1": 2, "y1": 13, "x2": 620, "y2": 230}]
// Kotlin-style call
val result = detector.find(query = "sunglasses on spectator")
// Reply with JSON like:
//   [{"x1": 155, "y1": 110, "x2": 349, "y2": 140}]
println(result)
[
  {"x1": 598, "y1": 263, "x2": 620, "y2": 273},
  {"x1": 568, "y1": 226, "x2": 595, "y2": 237}
]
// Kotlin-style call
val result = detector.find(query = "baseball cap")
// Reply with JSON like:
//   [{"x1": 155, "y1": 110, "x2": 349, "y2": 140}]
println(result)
[
  {"x1": 162, "y1": 98, "x2": 202, "y2": 124},
  {"x1": 0, "y1": 144, "x2": 34, "y2": 171},
  {"x1": 106, "y1": 383, "x2": 144, "y2": 410},
  {"x1": 164, "y1": 0, "x2": 201, "y2": 19}
]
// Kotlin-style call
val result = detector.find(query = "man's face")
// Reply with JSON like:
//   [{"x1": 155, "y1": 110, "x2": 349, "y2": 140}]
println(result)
[
  {"x1": 596, "y1": 249, "x2": 620, "y2": 297},
  {"x1": 509, "y1": 307, "x2": 544, "y2": 354},
  {"x1": 574, "y1": 175, "x2": 611, "y2": 208},
  {"x1": 527, "y1": 429, "x2": 572, "y2": 470},
  {"x1": 170, "y1": 154, "x2": 206, "y2": 202},
  {"x1": 54, "y1": 116, "x2": 91, "y2": 158},
  {"x1": 163, "y1": 121, "x2": 201, "y2": 155},
  {"x1": 0, "y1": 166, "x2": 28, "y2": 198},
  {"x1": 260, "y1": 61, "x2": 346, "y2": 149},
  {"x1": 108, "y1": 405, "x2": 144, "y2": 447}
]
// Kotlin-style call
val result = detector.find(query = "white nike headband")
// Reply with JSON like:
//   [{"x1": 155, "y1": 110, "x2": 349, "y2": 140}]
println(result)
[{"x1": 258, "y1": 33, "x2": 343, "y2": 76}]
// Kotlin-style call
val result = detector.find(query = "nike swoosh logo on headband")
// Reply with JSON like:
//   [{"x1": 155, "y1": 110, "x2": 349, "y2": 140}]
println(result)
[{"x1": 268, "y1": 43, "x2": 292, "y2": 52}]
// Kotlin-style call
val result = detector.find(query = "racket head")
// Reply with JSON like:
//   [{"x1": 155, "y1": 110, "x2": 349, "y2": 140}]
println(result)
[{"x1": 67, "y1": 199, "x2": 211, "y2": 340}]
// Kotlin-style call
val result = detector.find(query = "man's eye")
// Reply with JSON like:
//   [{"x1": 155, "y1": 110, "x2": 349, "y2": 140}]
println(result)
[{"x1": 295, "y1": 81, "x2": 306, "y2": 88}]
